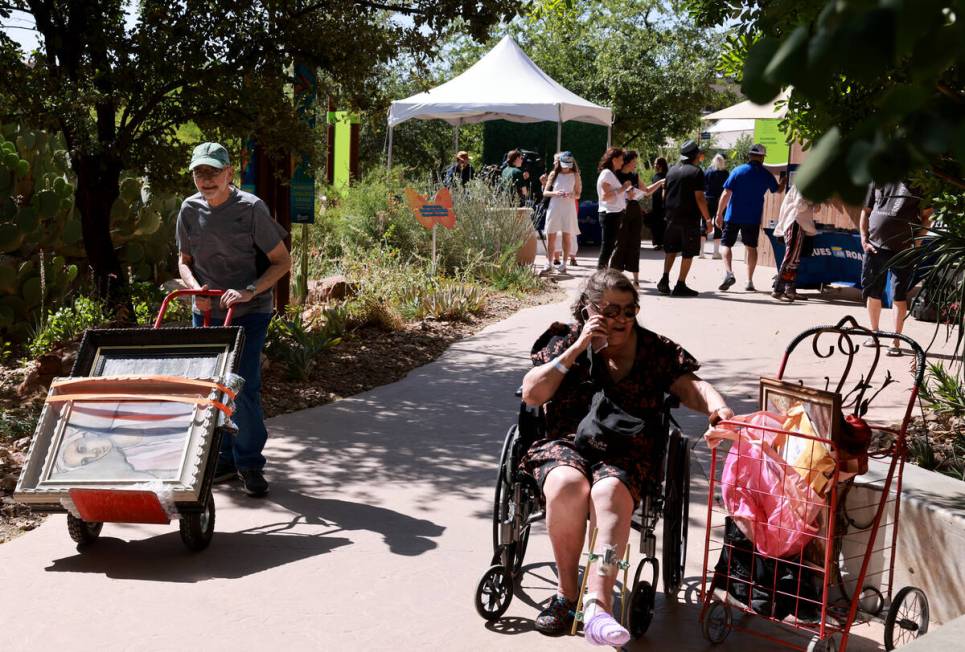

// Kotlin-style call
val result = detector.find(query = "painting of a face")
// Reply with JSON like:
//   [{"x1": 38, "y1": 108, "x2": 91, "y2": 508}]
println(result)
[{"x1": 46, "y1": 401, "x2": 197, "y2": 483}]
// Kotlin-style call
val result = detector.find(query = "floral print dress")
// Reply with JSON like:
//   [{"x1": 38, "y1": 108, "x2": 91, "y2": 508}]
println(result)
[{"x1": 521, "y1": 321, "x2": 699, "y2": 503}]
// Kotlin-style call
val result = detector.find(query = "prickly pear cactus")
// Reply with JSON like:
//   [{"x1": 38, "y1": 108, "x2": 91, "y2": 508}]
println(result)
[{"x1": 0, "y1": 123, "x2": 181, "y2": 341}]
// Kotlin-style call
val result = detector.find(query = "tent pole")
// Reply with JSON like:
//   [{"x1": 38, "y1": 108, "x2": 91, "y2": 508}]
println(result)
[
  {"x1": 556, "y1": 105, "x2": 562, "y2": 152},
  {"x1": 607, "y1": 124, "x2": 612, "y2": 147},
  {"x1": 453, "y1": 124, "x2": 459, "y2": 152},
  {"x1": 387, "y1": 124, "x2": 394, "y2": 170}
]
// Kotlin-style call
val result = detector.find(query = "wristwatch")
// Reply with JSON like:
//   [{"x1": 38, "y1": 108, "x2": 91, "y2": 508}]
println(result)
[{"x1": 245, "y1": 283, "x2": 258, "y2": 295}]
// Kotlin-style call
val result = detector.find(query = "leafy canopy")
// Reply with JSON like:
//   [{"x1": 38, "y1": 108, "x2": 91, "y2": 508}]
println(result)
[{"x1": 685, "y1": 0, "x2": 965, "y2": 203}]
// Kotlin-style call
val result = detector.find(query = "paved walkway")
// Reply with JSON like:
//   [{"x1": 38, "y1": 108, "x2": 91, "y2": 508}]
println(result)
[{"x1": 1, "y1": 245, "x2": 956, "y2": 651}]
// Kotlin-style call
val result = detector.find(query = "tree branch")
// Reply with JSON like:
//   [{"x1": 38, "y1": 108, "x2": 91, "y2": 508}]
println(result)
[{"x1": 930, "y1": 164, "x2": 965, "y2": 191}]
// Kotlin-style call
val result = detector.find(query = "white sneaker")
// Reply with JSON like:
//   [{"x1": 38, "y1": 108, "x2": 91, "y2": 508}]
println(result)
[
  {"x1": 541, "y1": 263, "x2": 553, "y2": 275},
  {"x1": 712, "y1": 252, "x2": 723, "y2": 259},
  {"x1": 558, "y1": 265, "x2": 567, "y2": 274}
]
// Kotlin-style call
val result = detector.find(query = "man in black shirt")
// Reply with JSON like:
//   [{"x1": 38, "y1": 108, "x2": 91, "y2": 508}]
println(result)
[
  {"x1": 859, "y1": 180, "x2": 932, "y2": 355},
  {"x1": 657, "y1": 140, "x2": 712, "y2": 296}
]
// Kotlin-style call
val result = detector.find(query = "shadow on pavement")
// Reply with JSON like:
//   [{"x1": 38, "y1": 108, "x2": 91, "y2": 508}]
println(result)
[
  {"x1": 43, "y1": 530, "x2": 351, "y2": 582},
  {"x1": 250, "y1": 487, "x2": 446, "y2": 556}
]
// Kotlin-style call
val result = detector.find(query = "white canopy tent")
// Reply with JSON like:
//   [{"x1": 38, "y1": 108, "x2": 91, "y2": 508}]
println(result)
[{"x1": 386, "y1": 36, "x2": 612, "y2": 167}]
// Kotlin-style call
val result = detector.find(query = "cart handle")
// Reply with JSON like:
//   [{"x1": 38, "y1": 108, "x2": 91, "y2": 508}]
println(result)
[{"x1": 154, "y1": 289, "x2": 235, "y2": 329}]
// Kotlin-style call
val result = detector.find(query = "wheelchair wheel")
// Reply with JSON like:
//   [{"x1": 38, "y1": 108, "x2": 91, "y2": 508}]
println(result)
[
  {"x1": 475, "y1": 564, "x2": 513, "y2": 621},
  {"x1": 627, "y1": 580, "x2": 656, "y2": 639},
  {"x1": 662, "y1": 431, "x2": 690, "y2": 598},
  {"x1": 492, "y1": 425, "x2": 531, "y2": 576}
]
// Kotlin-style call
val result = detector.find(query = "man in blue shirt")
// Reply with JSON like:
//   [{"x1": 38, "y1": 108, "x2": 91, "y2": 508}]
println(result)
[{"x1": 714, "y1": 144, "x2": 785, "y2": 291}]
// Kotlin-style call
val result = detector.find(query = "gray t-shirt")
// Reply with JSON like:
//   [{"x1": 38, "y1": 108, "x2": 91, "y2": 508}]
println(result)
[
  {"x1": 176, "y1": 187, "x2": 287, "y2": 318},
  {"x1": 865, "y1": 181, "x2": 923, "y2": 252}
]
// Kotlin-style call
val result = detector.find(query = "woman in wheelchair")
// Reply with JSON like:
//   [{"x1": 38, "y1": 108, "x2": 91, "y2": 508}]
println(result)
[{"x1": 520, "y1": 269, "x2": 733, "y2": 645}]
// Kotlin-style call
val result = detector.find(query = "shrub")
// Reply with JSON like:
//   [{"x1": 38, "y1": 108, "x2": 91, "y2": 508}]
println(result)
[
  {"x1": 264, "y1": 306, "x2": 342, "y2": 381},
  {"x1": 27, "y1": 295, "x2": 110, "y2": 358},
  {"x1": 482, "y1": 247, "x2": 544, "y2": 294},
  {"x1": 398, "y1": 280, "x2": 487, "y2": 321},
  {"x1": 921, "y1": 363, "x2": 965, "y2": 418}
]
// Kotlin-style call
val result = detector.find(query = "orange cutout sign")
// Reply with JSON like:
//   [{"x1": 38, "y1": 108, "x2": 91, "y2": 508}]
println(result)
[{"x1": 404, "y1": 187, "x2": 456, "y2": 230}]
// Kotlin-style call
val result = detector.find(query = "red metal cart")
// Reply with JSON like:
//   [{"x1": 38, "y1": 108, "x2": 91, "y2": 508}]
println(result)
[{"x1": 698, "y1": 316, "x2": 930, "y2": 651}]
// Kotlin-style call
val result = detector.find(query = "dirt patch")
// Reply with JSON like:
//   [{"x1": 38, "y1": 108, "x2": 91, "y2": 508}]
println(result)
[{"x1": 0, "y1": 283, "x2": 565, "y2": 543}]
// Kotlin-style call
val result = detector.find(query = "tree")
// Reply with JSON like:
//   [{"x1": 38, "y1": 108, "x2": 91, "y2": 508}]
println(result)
[
  {"x1": 685, "y1": 0, "x2": 964, "y2": 203},
  {"x1": 0, "y1": 1, "x2": 518, "y2": 299},
  {"x1": 507, "y1": 0, "x2": 736, "y2": 155}
]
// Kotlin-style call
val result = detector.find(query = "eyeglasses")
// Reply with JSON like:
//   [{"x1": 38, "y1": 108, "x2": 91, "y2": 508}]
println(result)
[
  {"x1": 192, "y1": 167, "x2": 226, "y2": 180},
  {"x1": 594, "y1": 302, "x2": 639, "y2": 319}
]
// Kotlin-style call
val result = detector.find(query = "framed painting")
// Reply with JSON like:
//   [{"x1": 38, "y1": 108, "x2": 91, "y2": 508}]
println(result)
[
  {"x1": 15, "y1": 327, "x2": 243, "y2": 510},
  {"x1": 760, "y1": 377, "x2": 842, "y2": 497}
]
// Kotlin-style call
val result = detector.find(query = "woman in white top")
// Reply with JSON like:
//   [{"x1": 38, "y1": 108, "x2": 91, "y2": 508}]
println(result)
[
  {"x1": 596, "y1": 147, "x2": 630, "y2": 269},
  {"x1": 542, "y1": 151, "x2": 582, "y2": 274}
]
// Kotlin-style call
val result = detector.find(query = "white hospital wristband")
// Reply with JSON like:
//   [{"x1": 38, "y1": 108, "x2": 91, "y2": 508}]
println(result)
[{"x1": 553, "y1": 358, "x2": 570, "y2": 374}]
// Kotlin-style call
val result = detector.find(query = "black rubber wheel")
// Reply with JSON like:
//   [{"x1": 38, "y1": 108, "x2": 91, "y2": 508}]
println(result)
[
  {"x1": 179, "y1": 493, "x2": 215, "y2": 552},
  {"x1": 884, "y1": 586, "x2": 929, "y2": 650},
  {"x1": 492, "y1": 425, "x2": 531, "y2": 576},
  {"x1": 627, "y1": 580, "x2": 655, "y2": 639},
  {"x1": 701, "y1": 600, "x2": 732, "y2": 644},
  {"x1": 66, "y1": 513, "x2": 103, "y2": 545},
  {"x1": 475, "y1": 564, "x2": 513, "y2": 621},
  {"x1": 662, "y1": 431, "x2": 690, "y2": 598}
]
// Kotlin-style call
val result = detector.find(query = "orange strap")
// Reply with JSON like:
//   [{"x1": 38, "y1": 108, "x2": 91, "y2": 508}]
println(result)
[
  {"x1": 50, "y1": 375, "x2": 237, "y2": 401},
  {"x1": 45, "y1": 393, "x2": 233, "y2": 418}
]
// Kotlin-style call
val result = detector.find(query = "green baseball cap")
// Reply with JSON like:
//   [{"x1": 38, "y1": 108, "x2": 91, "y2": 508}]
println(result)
[{"x1": 189, "y1": 142, "x2": 230, "y2": 170}]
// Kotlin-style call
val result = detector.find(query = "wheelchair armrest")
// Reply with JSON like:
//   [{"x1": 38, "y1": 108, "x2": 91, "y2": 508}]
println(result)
[{"x1": 515, "y1": 386, "x2": 523, "y2": 398}]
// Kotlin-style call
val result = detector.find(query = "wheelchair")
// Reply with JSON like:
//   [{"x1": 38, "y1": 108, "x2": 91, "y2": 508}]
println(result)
[{"x1": 473, "y1": 394, "x2": 692, "y2": 642}]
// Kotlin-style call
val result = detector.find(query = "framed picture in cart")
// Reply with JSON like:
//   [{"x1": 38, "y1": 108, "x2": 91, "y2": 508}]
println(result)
[{"x1": 760, "y1": 377, "x2": 841, "y2": 440}]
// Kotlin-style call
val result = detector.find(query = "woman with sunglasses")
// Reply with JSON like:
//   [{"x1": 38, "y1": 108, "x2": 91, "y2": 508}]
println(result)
[{"x1": 520, "y1": 269, "x2": 733, "y2": 645}]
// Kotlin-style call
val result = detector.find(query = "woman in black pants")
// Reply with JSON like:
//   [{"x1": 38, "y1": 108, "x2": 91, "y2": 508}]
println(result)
[
  {"x1": 595, "y1": 147, "x2": 628, "y2": 269},
  {"x1": 645, "y1": 157, "x2": 669, "y2": 249},
  {"x1": 611, "y1": 151, "x2": 667, "y2": 285}
]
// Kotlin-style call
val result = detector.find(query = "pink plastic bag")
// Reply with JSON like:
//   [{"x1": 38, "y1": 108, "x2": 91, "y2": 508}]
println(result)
[{"x1": 705, "y1": 411, "x2": 823, "y2": 559}]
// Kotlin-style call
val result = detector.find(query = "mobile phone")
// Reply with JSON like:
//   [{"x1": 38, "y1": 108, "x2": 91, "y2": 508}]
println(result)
[{"x1": 581, "y1": 306, "x2": 608, "y2": 353}]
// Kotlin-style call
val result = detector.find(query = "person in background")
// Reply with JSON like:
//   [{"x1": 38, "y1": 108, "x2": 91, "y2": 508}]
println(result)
[
  {"x1": 611, "y1": 150, "x2": 665, "y2": 286},
  {"x1": 702, "y1": 154, "x2": 728, "y2": 259},
  {"x1": 542, "y1": 151, "x2": 582, "y2": 275},
  {"x1": 715, "y1": 143, "x2": 786, "y2": 292},
  {"x1": 859, "y1": 180, "x2": 932, "y2": 356},
  {"x1": 657, "y1": 141, "x2": 711, "y2": 297},
  {"x1": 444, "y1": 150, "x2": 474, "y2": 188},
  {"x1": 176, "y1": 142, "x2": 291, "y2": 497},
  {"x1": 501, "y1": 149, "x2": 530, "y2": 207},
  {"x1": 645, "y1": 157, "x2": 669, "y2": 249},
  {"x1": 596, "y1": 147, "x2": 630, "y2": 269},
  {"x1": 772, "y1": 183, "x2": 820, "y2": 303}
]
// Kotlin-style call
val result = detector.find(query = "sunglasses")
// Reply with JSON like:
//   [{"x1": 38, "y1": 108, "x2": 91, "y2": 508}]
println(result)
[
  {"x1": 593, "y1": 302, "x2": 639, "y2": 319},
  {"x1": 192, "y1": 167, "x2": 226, "y2": 180}
]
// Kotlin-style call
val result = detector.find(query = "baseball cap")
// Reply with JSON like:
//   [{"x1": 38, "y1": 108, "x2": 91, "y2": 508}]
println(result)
[
  {"x1": 559, "y1": 151, "x2": 575, "y2": 168},
  {"x1": 189, "y1": 142, "x2": 230, "y2": 170},
  {"x1": 748, "y1": 143, "x2": 767, "y2": 157},
  {"x1": 679, "y1": 140, "x2": 702, "y2": 160}
]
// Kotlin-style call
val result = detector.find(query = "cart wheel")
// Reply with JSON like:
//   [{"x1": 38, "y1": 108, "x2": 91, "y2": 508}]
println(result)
[
  {"x1": 474, "y1": 564, "x2": 513, "y2": 621},
  {"x1": 627, "y1": 580, "x2": 655, "y2": 639},
  {"x1": 701, "y1": 600, "x2": 731, "y2": 645},
  {"x1": 807, "y1": 634, "x2": 839, "y2": 652},
  {"x1": 884, "y1": 586, "x2": 929, "y2": 650},
  {"x1": 179, "y1": 494, "x2": 215, "y2": 552},
  {"x1": 66, "y1": 513, "x2": 103, "y2": 545}
]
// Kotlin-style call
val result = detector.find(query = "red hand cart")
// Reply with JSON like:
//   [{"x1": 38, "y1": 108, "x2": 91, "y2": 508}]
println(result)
[{"x1": 698, "y1": 316, "x2": 930, "y2": 651}]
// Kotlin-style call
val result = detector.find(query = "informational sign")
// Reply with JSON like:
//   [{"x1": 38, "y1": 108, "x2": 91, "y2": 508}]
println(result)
[
  {"x1": 753, "y1": 119, "x2": 790, "y2": 166},
  {"x1": 403, "y1": 187, "x2": 455, "y2": 230},
  {"x1": 291, "y1": 62, "x2": 316, "y2": 224},
  {"x1": 327, "y1": 111, "x2": 360, "y2": 192}
]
